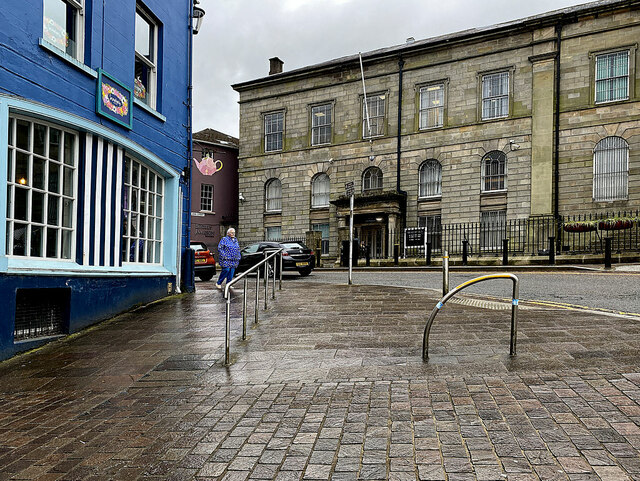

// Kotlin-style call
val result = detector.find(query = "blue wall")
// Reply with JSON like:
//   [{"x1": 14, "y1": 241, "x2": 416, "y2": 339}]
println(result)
[{"x1": 0, "y1": 0, "x2": 193, "y2": 360}]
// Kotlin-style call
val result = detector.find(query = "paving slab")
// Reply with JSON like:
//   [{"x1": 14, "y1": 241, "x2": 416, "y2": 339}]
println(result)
[{"x1": 1, "y1": 277, "x2": 640, "y2": 480}]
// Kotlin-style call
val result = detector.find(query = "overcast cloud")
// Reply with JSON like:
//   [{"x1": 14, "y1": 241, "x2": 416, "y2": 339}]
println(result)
[{"x1": 192, "y1": 0, "x2": 590, "y2": 138}]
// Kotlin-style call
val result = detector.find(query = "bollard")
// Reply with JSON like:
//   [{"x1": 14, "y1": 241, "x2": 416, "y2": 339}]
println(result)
[
  {"x1": 426, "y1": 242, "x2": 432, "y2": 266},
  {"x1": 394, "y1": 244, "x2": 399, "y2": 265},
  {"x1": 365, "y1": 244, "x2": 371, "y2": 267},
  {"x1": 548, "y1": 236, "x2": 555, "y2": 265},
  {"x1": 502, "y1": 238, "x2": 509, "y2": 266},
  {"x1": 605, "y1": 237, "x2": 612, "y2": 269},
  {"x1": 462, "y1": 240, "x2": 468, "y2": 266},
  {"x1": 442, "y1": 250, "x2": 449, "y2": 296}
]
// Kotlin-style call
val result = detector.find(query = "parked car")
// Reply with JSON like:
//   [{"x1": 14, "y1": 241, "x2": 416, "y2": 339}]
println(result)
[
  {"x1": 191, "y1": 242, "x2": 216, "y2": 281},
  {"x1": 238, "y1": 241, "x2": 314, "y2": 276}
]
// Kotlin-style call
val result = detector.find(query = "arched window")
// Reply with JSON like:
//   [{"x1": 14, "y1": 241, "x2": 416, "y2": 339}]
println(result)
[
  {"x1": 481, "y1": 151, "x2": 507, "y2": 192},
  {"x1": 311, "y1": 173, "x2": 330, "y2": 208},
  {"x1": 362, "y1": 167, "x2": 383, "y2": 192},
  {"x1": 265, "y1": 178, "x2": 282, "y2": 212},
  {"x1": 419, "y1": 160, "x2": 442, "y2": 198},
  {"x1": 593, "y1": 136, "x2": 629, "y2": 201}
]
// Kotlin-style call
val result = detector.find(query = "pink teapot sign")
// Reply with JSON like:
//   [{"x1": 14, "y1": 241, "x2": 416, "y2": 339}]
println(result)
[{"x1": 195, "y1": 155, "x2": 223, "y2": 176}]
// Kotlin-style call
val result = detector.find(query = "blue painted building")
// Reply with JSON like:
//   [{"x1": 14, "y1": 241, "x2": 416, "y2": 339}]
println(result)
[{"x1": 0, "y1": 0, "x2": 196, "y2": 360}]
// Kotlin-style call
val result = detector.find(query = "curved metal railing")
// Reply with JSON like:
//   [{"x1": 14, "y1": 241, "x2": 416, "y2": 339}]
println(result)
[
  {"x1": 422, "y1": 273, "x2": 520, "y2": 360},
  {"x1": 223, "y1": 248, "x2": 283, "y2": 365}
]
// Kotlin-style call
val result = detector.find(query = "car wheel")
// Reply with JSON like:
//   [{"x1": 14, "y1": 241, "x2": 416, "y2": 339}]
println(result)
[
  {"x1": 199, "y1": 272, "x2": 214, "y2": 282},
  {"x1": 298, "y1": 267, "x2": 312, "y2": 277}
]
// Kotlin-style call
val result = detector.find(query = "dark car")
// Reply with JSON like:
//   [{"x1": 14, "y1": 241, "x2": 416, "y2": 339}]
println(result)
[
  {"x1": 191, "y1": 242, "x2": 216, "y2": 281},
  {"x1": 238, "y1": 241, "x2": 314, "y2": 276}
]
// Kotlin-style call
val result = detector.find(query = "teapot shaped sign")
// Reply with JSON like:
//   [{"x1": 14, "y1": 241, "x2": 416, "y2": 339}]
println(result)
[{"x1": 195, "y1": 155, "x2": 223, "y2": 176}]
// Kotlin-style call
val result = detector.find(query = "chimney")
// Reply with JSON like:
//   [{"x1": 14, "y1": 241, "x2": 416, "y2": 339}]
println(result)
[{"x1": 269, "y1": 57, "x2": 284, "y2": 75}]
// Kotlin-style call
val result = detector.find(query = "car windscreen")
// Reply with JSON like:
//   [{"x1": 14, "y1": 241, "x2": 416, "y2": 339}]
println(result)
[
  {"x1": 191, "y1": 243, "x2": 207, "y2": 251},
  {"x1": 242, "y1": 244, "x2": 260, "y2": 253}
]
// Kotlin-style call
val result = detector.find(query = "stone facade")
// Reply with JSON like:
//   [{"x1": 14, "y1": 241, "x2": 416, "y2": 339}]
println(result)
[{"x1": 233, "y1": 0, "x2": 640, "y2": 260}]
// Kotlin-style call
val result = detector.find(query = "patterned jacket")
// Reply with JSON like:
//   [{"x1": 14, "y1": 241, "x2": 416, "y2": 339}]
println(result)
[{"x1": 217, "y1": 235, "x2": 241, "y2": 268}]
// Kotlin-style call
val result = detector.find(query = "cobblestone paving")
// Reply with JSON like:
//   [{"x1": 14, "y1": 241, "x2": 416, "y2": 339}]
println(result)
[{"x1": 1, "y1": 279, "x2": 640, "y2": 480}]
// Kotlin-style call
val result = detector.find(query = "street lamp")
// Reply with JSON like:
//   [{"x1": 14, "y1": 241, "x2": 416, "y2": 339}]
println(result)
[{"x1": 192, "y1": 0, "x2": 205, "y2": 35}]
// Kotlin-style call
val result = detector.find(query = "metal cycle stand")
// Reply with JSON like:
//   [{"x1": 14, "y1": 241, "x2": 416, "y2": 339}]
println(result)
[{"x1": 422, "y1": 273, "x2": 520, "y2": 360}]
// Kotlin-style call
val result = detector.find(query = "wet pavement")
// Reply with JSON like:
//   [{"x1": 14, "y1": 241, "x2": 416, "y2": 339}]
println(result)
[{"x1": 2, "y1": 276, "x2": 640, "y2": 480}]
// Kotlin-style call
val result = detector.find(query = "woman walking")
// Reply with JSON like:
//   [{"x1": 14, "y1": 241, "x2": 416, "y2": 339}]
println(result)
[{"x1": 216, "y1": 228, "x2": 241, "y2": 290}]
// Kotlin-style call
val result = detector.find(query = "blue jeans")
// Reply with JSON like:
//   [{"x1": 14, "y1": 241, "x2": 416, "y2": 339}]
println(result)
[{"x1": 217, "y1": 267, "x2": 235, "y2": 286}]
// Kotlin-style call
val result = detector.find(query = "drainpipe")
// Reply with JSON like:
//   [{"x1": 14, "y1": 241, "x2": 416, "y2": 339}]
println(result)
[
  {"x1": 553, "y1": 20, "x2": 563, "y2": 249},
  {"x1": 396, "y1": 56, "x2": 407, "y2": 228}
]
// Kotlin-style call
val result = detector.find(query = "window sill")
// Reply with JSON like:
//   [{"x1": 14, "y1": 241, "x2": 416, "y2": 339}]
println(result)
[
  {"x1": 5, "y1": 257, "x2": 173, "y2": 277},
  {"x1": 594, "y1": 98, "x2": 631, "y2": 106},
  {"x1": 418, "y1": 196, "x2": 442, "y2": 201},
  {"x1": 310, "y1": 205, "x2": 330, "y2": 210},
  {"x1": 264, "y1": 210, "x2": 282, "y2": 215},
  {"x1": 419, "y1": 125, "x2": 444, "y2": 131},
  {"x1": 481, "y1": 189, "x2": 507, "y2": 195},
  {"x1": 481, "y1": 115, "x2": 509, "y2": 122},
  {"x1": 39, "y1": 38, "x2": 97, "y2": 78},
  {"x1": 134, "y1": 98, "x2": 166, "y2": 122}
]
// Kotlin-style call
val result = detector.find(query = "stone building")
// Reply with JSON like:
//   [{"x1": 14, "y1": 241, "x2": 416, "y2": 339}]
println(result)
[{"x1": 232, "y1": 0, "x2": 640, "y2": 262}]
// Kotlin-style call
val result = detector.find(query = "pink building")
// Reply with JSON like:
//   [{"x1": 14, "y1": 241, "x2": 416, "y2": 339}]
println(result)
[{"x1": 191, "y1": 129, "x2": 239, "y2": 255}]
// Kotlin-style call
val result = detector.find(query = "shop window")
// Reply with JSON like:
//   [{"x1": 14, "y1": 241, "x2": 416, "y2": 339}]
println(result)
[
  {"x1": 593, "y1": 136, "x2": 629, "y2": 201},
  {"x1": 6, "y1": 116, "x2": 77, "y2": 259},
  {"x1": 43, "y1": 0, "x2": 84, "y2": 60},
  {"x1": 135, "y1": 6, "x2": 158, "y2": 108},
  {"x1": 122, "y1": 156, "x2": 164, "y2": 264}
]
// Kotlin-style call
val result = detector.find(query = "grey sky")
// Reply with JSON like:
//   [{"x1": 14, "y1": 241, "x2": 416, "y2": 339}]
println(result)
[{"x1": 192, "y1": 0, "x2": 590, "y2": 138}]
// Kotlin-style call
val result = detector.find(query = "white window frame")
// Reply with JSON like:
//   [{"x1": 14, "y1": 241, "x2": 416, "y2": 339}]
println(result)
[
  {"x1": 595, "y1": 50, "x2": 630, "y2": 104},
  {"x1": 362, "y1": 167, "x2": 383, "y2": 192},
  {"x1": 6, "y1": 115, "x2": 78, "y2": 260},
  {"x1": 312, "y1": 223, "x2": 330, "y2": 255},
  {"x1": 122, "y1": 156, "x2": 164, "y2": 265},
  {"x1": 419, "y1": 160, "x2": 442, "y2": 199},
  {"x1": 593, "y1": 136, "x2": 629, "y2": 202},
  {"x1": 362, "y1": 94, "x2": 386, "y2": 139},
  {"x1": 419, "y1": 84, "x2": 444, "y2": 129},
  {"x1": 311, "y1": 104, "x2": 332, "y2": 146},
  {"x1": 200, "y1": 184, "x2": 213, "y2": 212},
  {"x1": 311, "y1": 173, "x2": 330, "y2": 208},
  {"x1": 135, "y1": 6, "x2": 158, "y2": 109},
  {"x1": 480, "y1": 210, "x2": 506, "y2": 251},
  {"x1": 265, "y1": 178, "x2": 282, "y2": 212},
  {"x1": 481, "y1": 72, "x2": 509, "y2": 120},
  {"x1": 481, "y1": 151, "x2": 507, "y2": 193},
  {"x1": 264, "y1": 111, "x2": 284, "y2": 152},
  {"x1": 42, "y1": 0, "x2": 85, "y2": 61}
]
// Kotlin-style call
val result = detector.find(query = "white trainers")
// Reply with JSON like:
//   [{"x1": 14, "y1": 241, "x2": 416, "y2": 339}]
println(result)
[{"x1": 215, "y1": 283, "x2": 222, "y2": 290}]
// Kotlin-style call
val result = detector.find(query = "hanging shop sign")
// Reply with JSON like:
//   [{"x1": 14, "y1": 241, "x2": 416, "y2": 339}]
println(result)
[
  {"x1": 96, "y1": 70, "x2": 133, "y2": 130},
  {"x1": 195, "y1": 155, "x2": 223, "y2": 176}
]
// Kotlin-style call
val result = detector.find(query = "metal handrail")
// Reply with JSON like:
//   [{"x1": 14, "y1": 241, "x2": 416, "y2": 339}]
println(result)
[
  {"x1": 223, "y1": 248, "x2": 284, "y2": 365},
  {"x1": 422, "y1": 273, "x2": 519, "y2": 360}
]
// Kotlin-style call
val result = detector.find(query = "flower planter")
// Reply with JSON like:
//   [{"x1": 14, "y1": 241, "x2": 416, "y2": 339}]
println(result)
[
  {"x1": 563, "y1": 222, "x2": 597, "y2": 233},
  {"x1": 598, "y1": 218, "x2": 634, "y2": 231}
]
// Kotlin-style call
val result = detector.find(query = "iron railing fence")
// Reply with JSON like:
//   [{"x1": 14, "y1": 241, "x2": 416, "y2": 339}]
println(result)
[
  {"x1": 398, "y1": 210, "x2": 640, "y2": 260},
  {"x1": 243, "y1": 210, "x2": 640, "y2": 262}
]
